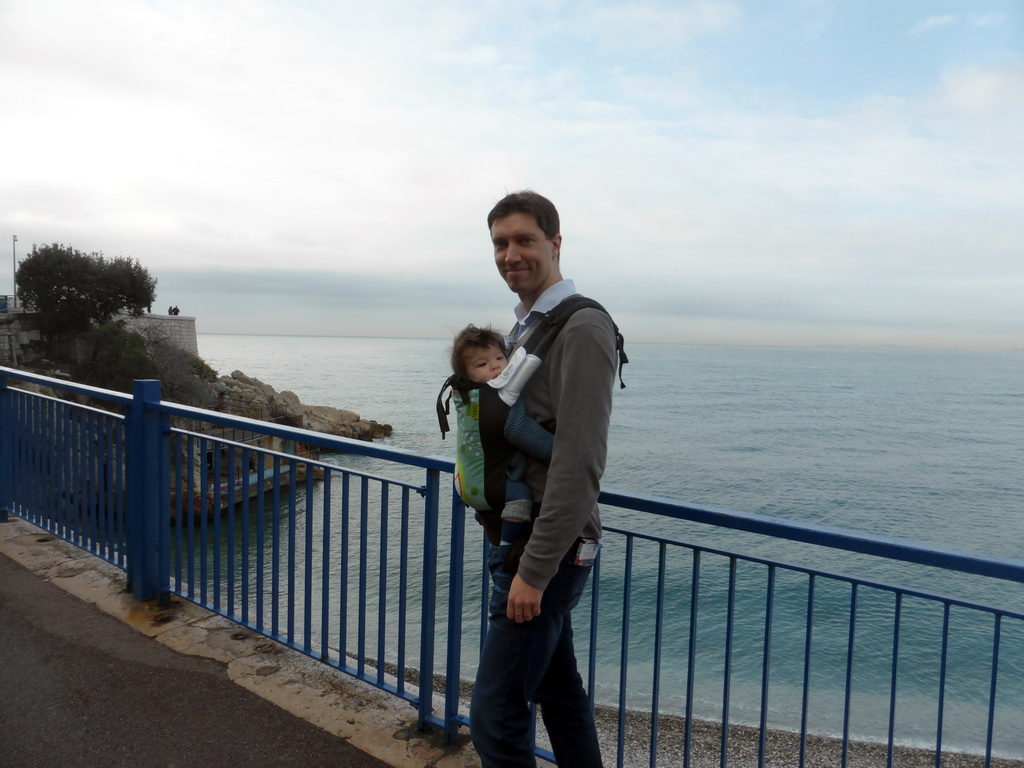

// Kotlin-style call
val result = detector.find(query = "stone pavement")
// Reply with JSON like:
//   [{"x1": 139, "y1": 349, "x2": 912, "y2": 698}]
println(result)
[{"x1": 0, "y1": 516, "x2": 482, "y2": 768}]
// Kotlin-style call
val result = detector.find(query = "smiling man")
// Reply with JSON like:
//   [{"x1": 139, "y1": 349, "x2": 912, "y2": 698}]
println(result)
[{"x1": 469, "y1": 190, "x2": 619, "y2": 767}]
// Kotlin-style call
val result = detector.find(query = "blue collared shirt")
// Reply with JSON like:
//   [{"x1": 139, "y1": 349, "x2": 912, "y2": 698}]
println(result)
[{"x1": 508, "y1": 279, "x2": 578, "y2": 345}]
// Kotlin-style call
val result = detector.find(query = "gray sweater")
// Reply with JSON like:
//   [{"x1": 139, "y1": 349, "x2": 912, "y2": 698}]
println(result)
[{"x1": 515, "y1": 306, "x2": 617, "y2": 590}]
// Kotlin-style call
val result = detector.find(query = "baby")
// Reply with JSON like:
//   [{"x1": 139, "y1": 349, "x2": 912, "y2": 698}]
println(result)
[{"x1": 450, "y1": 324, "x2": 549, "y2": 545}]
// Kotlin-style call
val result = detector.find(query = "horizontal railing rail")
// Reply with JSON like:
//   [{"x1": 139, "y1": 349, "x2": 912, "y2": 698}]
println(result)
[{"x1": 3, "y1": 366, "x2": 1022, "y2": 767}]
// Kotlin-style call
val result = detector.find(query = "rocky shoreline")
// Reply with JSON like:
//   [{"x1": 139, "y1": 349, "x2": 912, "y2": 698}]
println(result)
[
  {"x1": 586, "y1": 704, "x2": 1024, "y2": 768},
  {"x1": 211, "y1": 370, "x2": 392, "y2": 442}
]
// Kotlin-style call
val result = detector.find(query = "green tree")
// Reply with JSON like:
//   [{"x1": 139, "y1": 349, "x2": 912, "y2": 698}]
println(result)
[
  {"x1": 75, "y1": 322, "x2": 159, "y2": 392},
  {"x1": 15, "y1": 243, "x2": 158, "y2": 342}
]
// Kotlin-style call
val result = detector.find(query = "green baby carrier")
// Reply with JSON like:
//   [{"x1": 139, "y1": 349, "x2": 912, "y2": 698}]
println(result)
[{"x1": 436, "y1": 296, "x2": 627, "y2": 542}]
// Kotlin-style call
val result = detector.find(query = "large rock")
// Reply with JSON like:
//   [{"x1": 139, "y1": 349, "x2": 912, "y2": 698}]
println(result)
[{"x1": 213, "y1": 371, "x2": 392, "y2": 442}]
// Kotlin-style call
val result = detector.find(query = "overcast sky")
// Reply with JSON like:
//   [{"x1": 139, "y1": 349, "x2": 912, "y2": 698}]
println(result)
[{"x1": 2, "y1": 0, "x2": 1022, "y2": 348}]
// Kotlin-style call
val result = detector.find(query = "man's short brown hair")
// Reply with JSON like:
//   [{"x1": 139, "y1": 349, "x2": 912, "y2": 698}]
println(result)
[{"x1": 486, "y1": 190, "x2": 560, "y2": 240}]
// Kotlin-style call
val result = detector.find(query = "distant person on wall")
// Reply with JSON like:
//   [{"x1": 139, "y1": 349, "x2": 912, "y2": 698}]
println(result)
[{"x1": 468, "y1": 190, "x2": 619, "y2": 767}]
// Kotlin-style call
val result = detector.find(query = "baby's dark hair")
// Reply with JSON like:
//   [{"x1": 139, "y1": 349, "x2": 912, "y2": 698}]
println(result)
[{"x1": 451, "y1": 324, "x2": 508, "y2": 376}]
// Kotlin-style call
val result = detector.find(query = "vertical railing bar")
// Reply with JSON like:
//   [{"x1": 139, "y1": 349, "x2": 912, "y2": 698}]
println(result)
[
  {"x1": 86, "y1": 411, "x2": 97, "y2": 552},
  {"x1": 226, "y1": 444, "x2": 236, "y2": 618},
  {"x1": 55, "y1": 401, "x2": 66, "y2": 534},
  {"x1": 26, "y1": 396, "x2": 38, "y2": 528},
  {"x1": 841, "y1": 583, "x2": 859, "y2": 768},
  {"x1": 886, "y1": 592, "x2": 903, "y2": 768},
  {"x1": 799, "y1": 574, "x2": 816, "y2": 768},
  {"x1": 199, "y1": 437, "x2": 209, "y2": 605},
  {"x1": 444, "y1": 486, "x2": 466, "y2": 742},
  {"x1": 288, "y1": 457, "x2": 298, "y2": 645},
  {"x1": 105, "y1": 416, "x2": 116, "y2": 561},
  {"x1": 118, "y1": 418, "x2": 128, "y2": 568},
  {"x1": 358, "y1": 476, "x2": 369, "y2": 676},
  {"x1": 88, "y1": 410, "x2": 100, "y2": 551},
  {"x1": 38, "y1": 397, "x2": 48, "y2": 531},
  {"x1": 617, "y1": 535, "x2": 634, "y2": 768},
  {"x1": 757, "y1": 565, "x2": 776, "y2": 768},
  {"x1": 649, "y1": 542, "x2": 667, "y2": 768},
  {"x1": 58, "y1": 401, "x2": 70, "y2": 535},
  {"x1": 339, "y1": 472, "x2": 351, "y2": 667},
  {"x1": 172, "y1": 433, "x2": 183, "y2": 589},
  {"x1": 480, "y1": 532, "x2": 490, "y2": 655},
  {"x1": 255, "y1": 452, "x2": 266, "y2": 631},
  {"x1": 241, "y1": 448, "x2": 251, "y2": 625},
  {"x1": 73, "y1": 408, "x2": 84, "y2": 546},
  {"x1": 934, "y1": 603, "x2": 951, "y2": 768},
  {"x1": 721, "y1": 557, "x2": 738, "y2": 768},
  {"x1": 186, "y1": 436, "x2": 196, "y2": 598},
  {"x1": 212, "y1": 440, "x2": 223, "y2": 610},
  {"x1": 683, "y1": 549, "x2": 701, "y2": 768},
  {"x1": 44, "y1": 399, "x2": 56, "y2": 532},
  {"x1": 416, "y1": 469, "x2": 441, "y2": 734},
  {"x1": 156, "y1": 409, "x2": 170, "y2": 605},
  {"x1": 97, "y1": 411, "x2": 108, "y2": 555},
  {"x1": 49, "y1": 399, "x2": 59, "y2": 532},
  {"x1": 985, "y1": 614, "x2": 1001, "y2": 768},
  {"x1": 271, "y1": 454, "x2": 282, "y2": 638},
  {"x1": 397, "y1": 487, "x2": 410, "y2": 694},
  {"x1": 39, "y1": 397, "x2": 51, "y2": 531},
  {"x1": 9, "y1": 393, "x2": 20, "y2": 521},
  {"x1": 319, "y1": 469, "x2": 332, "y2": 662},
  {"x1": 588, "y1": 543, "x2": 602, "y2": 713},
  {"x1": 78, "y1": 408, "x2": 88, "y2": 547},
  {"x1": 304, "y1": 460, "x2": 315, "y2": 654},
  {"x1": 377, "y1": 483, "x2": 390, "y2": 686}
]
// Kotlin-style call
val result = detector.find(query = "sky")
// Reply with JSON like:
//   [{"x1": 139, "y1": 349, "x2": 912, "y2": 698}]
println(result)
[{"x1": 1, "y1": 0, "x2": 1022, "y2": 349}]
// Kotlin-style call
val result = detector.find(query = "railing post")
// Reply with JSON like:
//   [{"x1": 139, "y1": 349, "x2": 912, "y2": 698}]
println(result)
[
  {"x1": 417, "y1": 468, "x2": 441, "y2": 733},
  {"x1": 0, "y1": 372, "x2": 9, "y2": 522},
  {"x1": 444, "y1": 490, "x2": 466, "y2": 743},
  {"x1": 125, "y1": 379, "x2": 165, "y2": 601}
]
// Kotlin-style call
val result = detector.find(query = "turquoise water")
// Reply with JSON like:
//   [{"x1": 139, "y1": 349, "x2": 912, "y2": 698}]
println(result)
[{"x1": 198, "y1": 334, "x2": 1024, "y2": 755}]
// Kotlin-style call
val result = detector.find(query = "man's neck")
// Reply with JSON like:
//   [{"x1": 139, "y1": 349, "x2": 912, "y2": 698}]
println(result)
[{"x1": 513, "y1": 279, "x2": 577, "y2": 326}]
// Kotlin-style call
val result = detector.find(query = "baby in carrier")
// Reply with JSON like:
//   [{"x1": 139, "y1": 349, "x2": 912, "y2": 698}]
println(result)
[{"x1": 450, "y1": 324, "x2": 552, "y2": 547}]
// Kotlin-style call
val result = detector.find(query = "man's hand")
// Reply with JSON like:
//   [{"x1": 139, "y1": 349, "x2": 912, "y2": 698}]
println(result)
[{"x1": 507, "y1": 574, "x2": 543, "y2": 623}]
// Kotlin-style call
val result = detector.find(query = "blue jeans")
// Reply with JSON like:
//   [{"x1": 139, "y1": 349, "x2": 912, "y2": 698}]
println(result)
[{"x1": 469, "y1": 544, "x2": 602, "y2": 767}]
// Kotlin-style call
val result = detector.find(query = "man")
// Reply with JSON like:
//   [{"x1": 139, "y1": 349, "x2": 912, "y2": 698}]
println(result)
[{"x1": 469, "y1": 191, "x2": 617, "y2": 767}]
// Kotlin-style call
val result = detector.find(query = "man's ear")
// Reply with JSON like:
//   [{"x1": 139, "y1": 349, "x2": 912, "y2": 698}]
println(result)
[{"x1": 551, "y1": 233, "x2": 562, "y2": 260}]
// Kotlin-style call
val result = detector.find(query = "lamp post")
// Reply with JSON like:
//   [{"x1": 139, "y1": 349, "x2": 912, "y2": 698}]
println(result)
[{"x1": 11, "y1": 235, "x2": 16, "y2": 309}]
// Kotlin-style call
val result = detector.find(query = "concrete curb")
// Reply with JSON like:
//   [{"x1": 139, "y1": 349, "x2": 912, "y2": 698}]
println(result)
[{"x1": 0, "y1": 516, "x2": 481, "y2": 768}]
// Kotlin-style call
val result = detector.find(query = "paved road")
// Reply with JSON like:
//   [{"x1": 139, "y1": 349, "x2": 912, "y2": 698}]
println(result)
[{"x1": 0, "y1": 550, "x2": 393, "y2": 768}]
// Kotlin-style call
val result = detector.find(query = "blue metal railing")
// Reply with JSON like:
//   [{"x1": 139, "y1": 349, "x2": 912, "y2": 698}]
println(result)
[{"x1": 3, "y1": 367, "x2": 1024, "y2": 767}]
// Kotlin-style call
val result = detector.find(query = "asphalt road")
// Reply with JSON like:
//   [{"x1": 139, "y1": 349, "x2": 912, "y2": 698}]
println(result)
[{"x1": 0, "y1": 550, "x2": 393, "y2": 768}]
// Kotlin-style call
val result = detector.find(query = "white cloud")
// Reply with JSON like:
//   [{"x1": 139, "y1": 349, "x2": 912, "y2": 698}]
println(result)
[
  {"x1": 971, "y1": 12, "x2": 1006, "y2": 28},
  {"x1": 910, "y1": 14, "x2": 956, "y2": 37},
  {"x1": 1, "y1": 0, "x2": 1022, "y2": 349}
]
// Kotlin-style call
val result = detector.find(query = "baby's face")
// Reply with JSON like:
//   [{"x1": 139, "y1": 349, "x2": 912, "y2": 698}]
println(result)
[{"x1": 462, "y1": 344, "x2": 508, "y2": 383}]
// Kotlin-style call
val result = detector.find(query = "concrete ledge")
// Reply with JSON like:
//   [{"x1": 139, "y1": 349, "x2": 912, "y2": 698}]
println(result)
[{"x1": 0, "y1": 516, "x2": 481, "y2": 768}]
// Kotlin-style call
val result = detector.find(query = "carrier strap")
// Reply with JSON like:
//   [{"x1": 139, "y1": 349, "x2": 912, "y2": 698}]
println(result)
[{"x1": 521, "y1": 296, "x2": 628, "y2": 389}]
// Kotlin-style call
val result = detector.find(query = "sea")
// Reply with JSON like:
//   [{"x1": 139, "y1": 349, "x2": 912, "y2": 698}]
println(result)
[{"x1": 198, "y1": 333, "x2": 1024, "y2": 756}]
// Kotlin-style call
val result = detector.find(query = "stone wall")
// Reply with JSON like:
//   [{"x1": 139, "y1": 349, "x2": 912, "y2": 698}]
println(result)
[
  {"x1": 123, "y1": 313, "x2": 199, "y2": 356},
  {"x1": 0, "y1": 310, "x2": 199, "y2": 367},
  {"x1": 0, "y1": 311, "x2": 44, "y2": 366}
]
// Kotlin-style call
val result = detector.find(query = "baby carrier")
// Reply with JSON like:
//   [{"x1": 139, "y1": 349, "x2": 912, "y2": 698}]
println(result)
[{"x1": 436, "y1": 296, "x2": 627, "y2": 541}]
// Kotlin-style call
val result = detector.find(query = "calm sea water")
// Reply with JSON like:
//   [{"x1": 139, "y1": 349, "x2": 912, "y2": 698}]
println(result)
[{"x1": 198, "y1": 334, "x2": 1024, "y2": 754}]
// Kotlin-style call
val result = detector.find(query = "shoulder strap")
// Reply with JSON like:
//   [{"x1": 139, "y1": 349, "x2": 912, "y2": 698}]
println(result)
[
  {"x1": 436, "y1": 373, "x2": 477, "y2": 439},
  {"x1": 522, "y1": 295, "x2": 628, "y2": 389}
]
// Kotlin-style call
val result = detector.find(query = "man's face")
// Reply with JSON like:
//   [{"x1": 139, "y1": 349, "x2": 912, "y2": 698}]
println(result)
[{"x1": 491, "y1": 212, "x2": 563, "y2": 309}]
